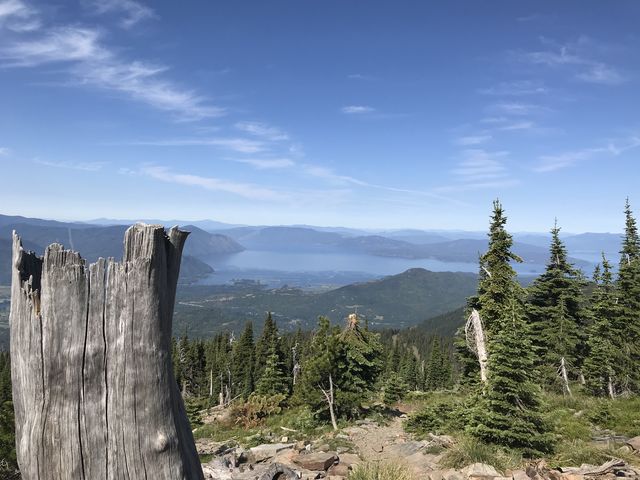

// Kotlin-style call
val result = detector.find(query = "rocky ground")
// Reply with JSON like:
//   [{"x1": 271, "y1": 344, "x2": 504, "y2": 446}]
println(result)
[{"x1": 196, "y1": 412, "x2": 640, "y2": 480}]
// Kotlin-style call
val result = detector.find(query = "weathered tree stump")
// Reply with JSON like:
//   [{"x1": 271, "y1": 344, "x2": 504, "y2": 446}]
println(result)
[{"x1": 10, "y1": 224, "x2": 204, "y2": 480}]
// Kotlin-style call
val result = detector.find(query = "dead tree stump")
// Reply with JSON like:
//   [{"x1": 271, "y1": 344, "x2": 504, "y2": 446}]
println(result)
[{"x1": 10, "y1": 224, "x2": 204, "y2": 480}]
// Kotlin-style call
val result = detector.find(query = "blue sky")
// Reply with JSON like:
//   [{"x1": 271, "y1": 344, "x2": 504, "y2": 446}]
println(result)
[{"x1": 0, "y1": 0, "x2": 639, "y2": 232}]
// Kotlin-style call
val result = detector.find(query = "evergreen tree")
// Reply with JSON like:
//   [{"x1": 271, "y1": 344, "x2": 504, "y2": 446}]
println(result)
[
  {"x1": 232, "y1": 322, "x2": 255, "y2": 399},
  {"x1": 254, "y1": 312, "x2": 280, "y2": 380},
  {"x1": 295, "y1": 317, "x2": 336, "y2": 420},
  {"x1": 584, "y1": 258, "x2": 621, "y2": 396},
  {"x1": 471, "y1": 296, "x2": 553, "y2": 455},
  {"x1": 616, "y1": 199, "x2": 640, "y2": 392},
  {"x1": 335, "y1": 314, "x2": 384, "y2": 417},
  {"x1": 399, "y1": 349, "x2": 420, "y2": 391},
  {"x1": 382, "y1": 375, "x2": 405, "y2": 405},
  {"x1": 469, "y1": 201, "x2": 553, "y2": 455},
  {"x1": 296, "y1": 314, "x2": 383, "y2": 423},
  {"x1": 0, "y1": 352, "x2": 16, "y2": 472},
  {"x1": 255, "y1": 343, "x2": 289, "y2": 397},
  {"x1": 425, "y1": 337, "x2": 452, "y2": 390},
  {"x1": 526, "y1": 221, "x2": 587, "y2": 389}
]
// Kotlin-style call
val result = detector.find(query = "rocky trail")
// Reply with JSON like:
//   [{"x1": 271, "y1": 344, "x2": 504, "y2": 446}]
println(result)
[
  {"x1": 196, "y1": 407, "x2": 640, "y2": 480},
  {"x1": 342, "y1": 414, "x2": 443, "y2": 476}
]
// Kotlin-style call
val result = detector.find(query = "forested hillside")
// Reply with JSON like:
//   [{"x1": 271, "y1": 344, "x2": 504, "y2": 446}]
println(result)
[{"x1": 164, "y1": 199, "x2": 640, "y2": 478}]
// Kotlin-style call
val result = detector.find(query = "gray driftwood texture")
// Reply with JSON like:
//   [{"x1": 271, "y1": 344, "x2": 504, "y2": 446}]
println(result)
[{"x1": 10, "y1": 224, "x2": 204, "y2": 480}]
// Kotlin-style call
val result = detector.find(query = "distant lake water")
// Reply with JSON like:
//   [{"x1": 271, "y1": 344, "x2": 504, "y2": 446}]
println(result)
[{"x1": 198, "y1": 250, "x2": 547, "y2": 288}]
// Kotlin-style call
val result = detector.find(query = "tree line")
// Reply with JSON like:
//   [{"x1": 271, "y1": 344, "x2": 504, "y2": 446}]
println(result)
[
  {"x1": 171, "y1": 310, "x2": 454, "y2": 427},
  {"x1": 453, "y1": 198, "x2": 640, "y2": 455},
  {"x1": 170, "y1": 198, "x2": 640, "y2": 455}
]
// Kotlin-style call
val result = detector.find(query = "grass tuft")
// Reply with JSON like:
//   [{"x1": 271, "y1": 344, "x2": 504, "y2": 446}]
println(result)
[
  {"x1": 439, "y1": 436, "x2": 521, "y2": 472},
  {"x1": 348, "y1": 461, "x2": 415, "y2": 480}
]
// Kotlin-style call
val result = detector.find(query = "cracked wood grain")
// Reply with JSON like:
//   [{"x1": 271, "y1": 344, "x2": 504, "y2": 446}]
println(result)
[{"x1": 10, "y1": 224, "x2": 204, "y2": 480}]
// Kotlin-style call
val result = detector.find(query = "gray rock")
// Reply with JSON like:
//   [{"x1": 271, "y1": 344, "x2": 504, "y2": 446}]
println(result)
[
  {"x1": 293, "y1": 451, "x2": 339, "y2": 471},
  {"x1": 627, "y1": 435, "x2": 640, "y2": 451},
  {"x1": 248, "y1": 443, "x2": 295, "y2": 463},
  {"x1": 462, "y1": 462, "x2": 501, "y2": 479},
  {"x1": 511, "y1": 470, "x2": 530, "y2": 480}
]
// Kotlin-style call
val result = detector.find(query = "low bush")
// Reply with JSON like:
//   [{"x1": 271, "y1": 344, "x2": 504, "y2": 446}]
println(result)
[
  {"x1": 404, "y1": 398, "x2": 467, "y2": 437},
  {"x1": 231, "y1": 393, "x2": 287, "y2": 428}
]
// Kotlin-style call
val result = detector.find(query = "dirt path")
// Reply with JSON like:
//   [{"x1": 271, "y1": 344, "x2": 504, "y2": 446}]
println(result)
[{"x1": 343, "y1": 414, "x2": 441, "y2": 476}]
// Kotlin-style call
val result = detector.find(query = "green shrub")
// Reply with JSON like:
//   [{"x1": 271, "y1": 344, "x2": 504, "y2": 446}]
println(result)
[
  {"x1": 404, "y1": 399, "x2": 466, "y2": 437},
  {"x1": 231, "y1": 393, "x2": 287, "y2": 428},
  {"x1": 348, "y1": 461, "x2": 414, "y2": 480}
]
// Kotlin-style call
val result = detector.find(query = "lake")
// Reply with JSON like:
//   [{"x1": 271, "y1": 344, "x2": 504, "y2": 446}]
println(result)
[{"x1": 198, "y1": 250, "x2": 548, "y2": 288}]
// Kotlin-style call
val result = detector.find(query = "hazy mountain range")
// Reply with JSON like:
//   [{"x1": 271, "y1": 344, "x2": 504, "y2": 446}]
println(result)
[
  {"x1": 172, "y1": 268, "x2": 479, "y2": 336},
  {"x1": 0, "y1": 214, "x2": 625, "y2": 286}
]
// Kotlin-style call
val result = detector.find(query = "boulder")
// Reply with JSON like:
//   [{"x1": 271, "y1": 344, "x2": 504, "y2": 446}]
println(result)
[
  {"x1": 293, "y1": 451, "x2": 339, "y2": 471},
  {"x1": 247, "y1": 443, "x2": 295, "y2": 463},
  {"x1": 462, "y1": 462, "x2": 501, "y2": 479},
  {"x1": 510, "y1": 470, "x2": 530, "y2": 480},
  {"x1": 337, "y1": 452, "x2": 361, "y2": 468},
  {"x1": 327, "y1": 463, "x2": 350, "y2": 476},
  {"x1": 428, "y1": 469, "x2": 465, "y2": 480},
  {"x1": 627, "y1": 435, "x2": 640, "y2": 451},
  {"x1": 195, "y1": 439, "x2": 231, "y2": 455},
  {"x1": 443, "y1": 469, "x2": 466, "y2": 480},
  {"x1": 201, "y1": 459, "x2": 234, "y2": 480}
]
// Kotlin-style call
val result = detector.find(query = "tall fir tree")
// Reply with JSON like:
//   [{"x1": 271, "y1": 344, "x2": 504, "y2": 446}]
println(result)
[
  {"x1": 584, "y1": 257, "x2": 622, "y2": 397},
  {"x1": 255, "y1": 343, "x2": 290, "y2": 396},
  {"x1": 425, "y1": 336, "x2": 452, "y2": 390},
  {"x1": 295, "y1": 317, "x2": 336, "y2": 420},
  {"x1": 296, "y1": 314, "x2": 383, "y2": 423},
  {"x1": 399, "y1": 349, "x2": 421, "y2": 391},
  {"x1": 335, "y1": 314, "x2": 384, "y2": 417},
  {"x1": 526, "y1": 221, "x2": 587, "y2": 389},
  {"x1": 254, "y1": 312, "x2": 280, "y2": 380},
  {"x1": 232, "y1": 322, "x2": 256, "y2": 399},
  {"x1": 468, "y1": 201, "x2": 553, "y2": 455},
  {"x1": 616, "y1": 199, "x2": 640, "y2": 392}
]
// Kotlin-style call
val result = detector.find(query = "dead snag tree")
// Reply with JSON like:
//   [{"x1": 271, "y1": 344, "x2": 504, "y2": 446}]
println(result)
[{"x1": 10, "y1": 224, "x2": 204, "y2": 480}]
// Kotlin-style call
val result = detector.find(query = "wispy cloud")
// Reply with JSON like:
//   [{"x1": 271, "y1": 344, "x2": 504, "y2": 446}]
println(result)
[
  {"x1": 0, "y1": 0, "x2": 40, "y2": 31},
  {"x1": 233, "y1": 157, "x2": 295, "y2": 169},
  {"x1": 0, "y1": 27, "x2": 107, "y2": 66},
  {"x1": 478, "y1": 80, "x2": 548, "y2": 96},
  {"x1": 76, "y1": 60, "x2": 224, "y2": 120},
  {"x1": 498, "y1": 120, "x2": 535, "y2": 131},
  {"x1": 341, "y1": 105, "x2": 375, "y2": 114},
  {"x1": 515, "y1": 36, "x2": 627, "y2": 86},
  {"x1": 534, "y1": 136, "x2": 640, "y2": 172},
  {"x1": 437, "y1": 149, "x2": 519, "y2": 192},
  {"x1": 130, "y1": 137, "x2": 265, "y2": 153},
  {"x1": 35, "y1": 159, "x2": 106, "y2": 171},
  {"x1": 84, "y1": 0, "x2": 156, "y2": 29},
  {"x1": 489, "y1": 102, "x2": 544, "y2": 116},
  {"x1": 480, "y1": 116, "x2": 539, "y2": 132},
  {"x1": 139, "y1": 165, "x2": 287, "y2": 201},
  {"x1": 347, "y1": 73, "x2": 376, "y2": 81},
  {"x1": 0, "y1": 9, "x2": 223, "y2": 120},
  {"x1": 456, "y1": 135, "x2": 492, "y2": 146},
  {"x1": 235, "y1": 121, "x2": 289, "y2": 141},
  {"x1": 302, "y1": 163, "x2": 464, "y2": 204}
]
